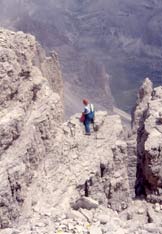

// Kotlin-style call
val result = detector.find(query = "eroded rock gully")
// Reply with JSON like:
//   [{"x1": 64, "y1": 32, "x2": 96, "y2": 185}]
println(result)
[
  {"x1": 132, "y1": 78, "x2": 162, "y2": 202},
  {"x1": 1, "y1": 29, "x2": 162, "y2": 234}
]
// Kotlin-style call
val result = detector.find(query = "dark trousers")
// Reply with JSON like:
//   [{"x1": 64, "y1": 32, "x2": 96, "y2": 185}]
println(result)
[{"x1": 84, "y1": 112, "x2": 94, "y2": 133}]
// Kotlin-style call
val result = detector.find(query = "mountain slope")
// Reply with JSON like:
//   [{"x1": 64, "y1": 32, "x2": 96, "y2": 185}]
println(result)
[
  {"x1": 1, "y1": 0, "x2": 162, "y2": 114},
  {"x1": 1, "y1": 28, "x2": 162, "y2": 234}
]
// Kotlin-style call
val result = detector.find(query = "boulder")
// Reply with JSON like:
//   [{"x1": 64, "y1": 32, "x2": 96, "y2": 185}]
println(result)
[
  {"x1": 72, "y1": 197, "x2": 99, "y2": 210},
  {"x1": 90, "y1": 226, "x2": 102, "y2": 234}
]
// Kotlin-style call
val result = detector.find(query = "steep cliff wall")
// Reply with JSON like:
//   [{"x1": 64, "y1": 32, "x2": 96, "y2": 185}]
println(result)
[
  {"x1": 0, "y1": 28, "x2": 63, "y2": 228},
  {"x1": 132, "y1": 78, "x2": 162, "y2": 202},
  {"x1": 0, "y1": 29, "x2": 130, "y2": 232}
]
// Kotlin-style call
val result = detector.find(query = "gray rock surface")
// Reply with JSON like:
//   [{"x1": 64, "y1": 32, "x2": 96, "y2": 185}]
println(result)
[
  {"x1": 1, "y1": 28, "x2": 162, "y2": 234},
  {"x1": 61, "y1": 112, "x2": 130, "y2": 213},
  {"x1": 132, "y1": 78, "x2": 153, "y2": 132},
  {"x1": 0, "y1": 28, "x2": 130, "y2": 232},
  {"x1": 132, "y1": 78, "x2": 162, "y2": 201},
  {"x1": 0, "y1": 28, "x2": 63, "y2": 228}
]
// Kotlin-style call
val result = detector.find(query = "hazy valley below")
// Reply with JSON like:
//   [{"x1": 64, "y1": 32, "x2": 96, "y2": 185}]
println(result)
[{"x1": 1, "y1": 0, "x2": 162, "y2": 115}]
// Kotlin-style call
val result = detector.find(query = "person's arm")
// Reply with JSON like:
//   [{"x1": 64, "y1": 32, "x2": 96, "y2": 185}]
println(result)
[{"x1": 83, "y1": 107, "x2": 89, "y2": 115}]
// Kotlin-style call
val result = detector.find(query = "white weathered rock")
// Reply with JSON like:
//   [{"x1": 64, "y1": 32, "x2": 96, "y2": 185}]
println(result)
[
  {"x1": 137, "y1": 208, "x2": 145, "y2": 215},
  {"x1": 132, "y1": 77, "x2": 153, "y2": 132},
  {"x1": 73, "y1": 197, "x2": 99, "y2": 210},
  {"x1": 0, "y1": 28, "x2": 63, "y2": 229},
  {"x1": 154, "y1": 203, "x2": 161, "y2": 213},
  {"x1": 98, "y1": 214, "x2": 110, "y2": 225},
  {"x1": 2, "y1": 28, "x2": 162, "y2": 234},
  {"x1": 0, "y1": 28, "x2": 131, "y2": 233},
  {"x1": 132, "y1": 78, "x2": 162, "y2": 200},
  {"x1": 90, "y1": 226, "x2": 102, "y2": 234}
]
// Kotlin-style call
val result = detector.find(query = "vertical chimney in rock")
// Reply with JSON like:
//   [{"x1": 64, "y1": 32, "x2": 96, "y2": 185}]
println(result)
[{"x1": 128, "y1": 78, "x2": 153, "y2": 197}]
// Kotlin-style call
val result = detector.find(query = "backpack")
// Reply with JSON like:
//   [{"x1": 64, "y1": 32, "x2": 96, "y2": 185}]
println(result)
[{"x1": 80, "y1": 113, "x2": 85, "y2": 123}]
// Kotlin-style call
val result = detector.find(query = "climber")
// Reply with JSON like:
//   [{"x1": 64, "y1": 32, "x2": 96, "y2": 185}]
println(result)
[{"x1": 81, "y1": 99, "x2": 95, "y2": 135}]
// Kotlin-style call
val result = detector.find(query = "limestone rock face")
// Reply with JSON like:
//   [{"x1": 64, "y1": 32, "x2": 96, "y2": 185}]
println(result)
[
  {"x1": 1, "y1": 28, "x2": 162, "y2": 234},
  {"x1": 143, "y1": 86, "x2": 162, "y2": 199},
  {"x1": 0, "y1": 28, "x2": 131, "y2": 233},
  {"x1": 128, "y1": 78, "x2": 153, "y2": 198},
  {"x1": 33, "y1": 44, "x2": 63, "y2": 101},
  {"x1": 132, "y1": 78, "x2": 162, "y2": 200},
  {"x1": 31, "y1": 112, "x2": 130, "y2": 219},
  {"x1": 0, "y1": 28, "x2": 63, "y2": 228},
  {"x1": 131, "y1": 78, "x2": 153, "y2": 132},
  {"x1": 61, "y1": 112, "x2": 130, "y2": 213},
  {"x1": 0, "y1": 110, "x2": 131, "y2": 232}
]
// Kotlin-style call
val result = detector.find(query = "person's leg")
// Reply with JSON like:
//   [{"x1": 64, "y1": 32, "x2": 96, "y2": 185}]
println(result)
[
  {"x1": 90, "y1": 112, "x2": 94, "y2": 124},
  {"x1": 84, "y1": 118, "x2": 91, "y2": 134}
]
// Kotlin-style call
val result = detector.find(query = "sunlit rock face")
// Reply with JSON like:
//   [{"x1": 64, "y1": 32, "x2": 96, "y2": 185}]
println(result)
[
  {"x1": 0, "y1": 28, "x2": 63, "y2": 229},
  {"x1": 132, "y1": 78, "x2": 162, "y2": 203},
  {"x1": 1, "y1": 0, "x2": 162, "y2": 116},
  {"x1": 2, "y1": 28, "x2": 162, "y2": 234},
  {"x1": 0, "y1": 29, "x2": 130, "y2": 231}
]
